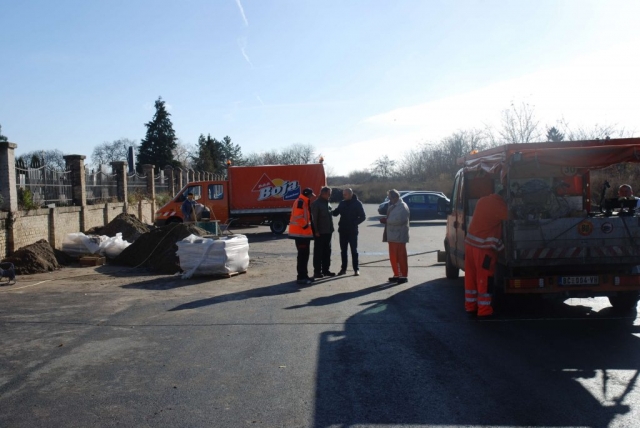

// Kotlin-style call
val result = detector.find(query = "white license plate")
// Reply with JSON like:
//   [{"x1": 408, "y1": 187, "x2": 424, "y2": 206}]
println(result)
[{"x1": 559, "y1": 276, "x2": 599, "y2": 286}]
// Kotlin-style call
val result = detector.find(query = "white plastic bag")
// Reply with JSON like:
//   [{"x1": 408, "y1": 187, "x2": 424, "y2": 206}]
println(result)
[
  {"x1": 99, "y1": 233, "x2": 131, "y2": 258},
  {"x1": 62, "y1": 233, "x2": 104, "y2": 257},
  {"x1": 177, "y1": 234, "x2": 250, "y2": 279}
]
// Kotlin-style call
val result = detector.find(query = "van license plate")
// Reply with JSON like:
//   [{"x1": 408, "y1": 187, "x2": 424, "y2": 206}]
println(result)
[{"x1": 559, "y1": 276, "x2": 599, "y2": 286}]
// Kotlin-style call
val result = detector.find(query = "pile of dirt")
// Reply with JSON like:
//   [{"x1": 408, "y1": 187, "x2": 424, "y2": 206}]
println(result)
[
  {"x1": 2, "y1": 240, "x2": 65, "y2": 275},
  {"x1": 87, "y1": 213, "x2": 150, "y2": 242},
  {"x1": 113, "y1": 223, "x2": 208, "y2": 274}
]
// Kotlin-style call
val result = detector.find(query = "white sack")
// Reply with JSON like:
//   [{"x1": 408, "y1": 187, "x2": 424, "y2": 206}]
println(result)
[
  {"x1": 62, "y1": 233, "x2": 105, "y2": 257},
  {"x1": 177, "y1": 234, "x2": 250, "y2": 279},
  {"x1": 99, "y1": 233, "x2": 131, "y2": 258}
]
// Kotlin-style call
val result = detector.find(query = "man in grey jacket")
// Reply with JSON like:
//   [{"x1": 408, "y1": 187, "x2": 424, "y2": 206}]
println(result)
[
  {"x1": 380, "y1": 189, "x2": 410, "y2": 284},
  {"x1": 310, "y1": 186, "x2": 336, "y2": 278}
]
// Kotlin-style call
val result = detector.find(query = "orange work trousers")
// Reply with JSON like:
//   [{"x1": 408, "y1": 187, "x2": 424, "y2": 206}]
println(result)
[
  {"x1": 464, "y1": 244, "x2": 495, "y2": 317},
  {"x1": 388, "y1": 242, "x2": 408, "y2": 278}
]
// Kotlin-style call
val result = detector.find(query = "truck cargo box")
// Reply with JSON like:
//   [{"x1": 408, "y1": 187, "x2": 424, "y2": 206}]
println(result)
[{"x1": 228, "y1": 164, "x2": 326, "y2": 214}]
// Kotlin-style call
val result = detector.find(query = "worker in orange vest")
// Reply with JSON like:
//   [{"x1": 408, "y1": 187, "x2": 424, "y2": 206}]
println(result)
[
  {"x1": 289, "y1": 187, "x2": 316, "y2": 285},
  {"x1": 464, "y1": 189, "x2": 508, "y2": 318}
]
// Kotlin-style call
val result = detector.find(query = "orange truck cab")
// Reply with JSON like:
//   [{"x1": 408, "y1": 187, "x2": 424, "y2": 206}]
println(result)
[
  {"x1": 155, "y1": 163, "x2": 326, "y2": 234},
  {"x1": 440, "y1": 138, "x2": 640, "y2": 311}
]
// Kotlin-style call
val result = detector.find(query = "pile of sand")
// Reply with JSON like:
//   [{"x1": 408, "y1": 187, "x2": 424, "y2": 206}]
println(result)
[
  {"x1": 87, "y1": 213, "x2": 150, "y2": 242},
  {"x1": 2, "y1": 240, "x2": 71, "y2": 275},
  {"x1": 113, "y1": 223, "x2": 208, "y2": 274}
]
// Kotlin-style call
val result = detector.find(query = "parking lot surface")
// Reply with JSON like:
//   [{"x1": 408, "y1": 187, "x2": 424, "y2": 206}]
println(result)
[{"x1": 1, "y1": 204, "x2": 639, "y2": 427}]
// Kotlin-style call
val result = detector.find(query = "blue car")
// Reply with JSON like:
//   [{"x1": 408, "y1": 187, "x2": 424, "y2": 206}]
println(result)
[{"x1": 378, "y1": 191, "x2": 450, "y2": 219}]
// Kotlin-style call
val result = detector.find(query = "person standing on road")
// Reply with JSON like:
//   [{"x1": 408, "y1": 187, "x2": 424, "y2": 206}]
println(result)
[
  {"x1": 380, "y1": 189, "x2": 410, "y2": 284},
  {"x1": 332, "y1": 188, "x2": 366, "y2": 276},
  {"x1": 310, "y1": 186, "x2": 336, "y2": 279},
  {"x1": 288, "y1": 188, "x2": 316, "y2": 285},
  {"x1": 464, "y1": 189, "x2": 508, "y2": 318},
  {"x1": 181, "y1": 192, "x2": 201, "y2": 222}
]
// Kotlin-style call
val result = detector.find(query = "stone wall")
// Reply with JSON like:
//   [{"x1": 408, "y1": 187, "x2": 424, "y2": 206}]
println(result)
[{"x1": 0, "y1": 201, "x2": 156, "y2": 257}]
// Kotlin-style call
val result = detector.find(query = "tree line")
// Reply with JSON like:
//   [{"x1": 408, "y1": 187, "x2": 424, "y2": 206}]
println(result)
[{"x1": 332, "y1": 102, "x2": 634, "y2": 187}]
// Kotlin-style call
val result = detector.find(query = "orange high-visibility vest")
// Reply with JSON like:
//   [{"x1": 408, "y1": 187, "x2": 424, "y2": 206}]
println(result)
[
  {"x1": 288, "y1": 195, "x2": 313, "y2": 238},
  {"x1": 465, "y1": 194, "x2": 508, "y2": 251}
]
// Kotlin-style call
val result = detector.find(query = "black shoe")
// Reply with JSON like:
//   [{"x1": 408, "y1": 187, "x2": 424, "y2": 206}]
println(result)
[
  {"x1": 354, "y1": 270, "x2": 360, "y2": 276},
  {"x1": 388, "y1": 276, "x2": 400, "y2": 282},
  {"x1": 396, "y1": 277, "x2": 408, "y2": 284},
  {"x1": 313, "y1": 273, "x2": 324, "y2": 279},
  {"x1": 322, "y1": 271, "x2": 336, "y2": 277},
  {"x1": 477, "y1": 314, "x2": 495, "y2": 320},
  {"x1": 296, "y1": 277, "x2": 316, "y2": 285},
  {"x1": 466, "y1": 311, "x2": 477, "y2": 319},
  {"x1": 337, "y1": 269, "x2": 347, "y2": 276}
]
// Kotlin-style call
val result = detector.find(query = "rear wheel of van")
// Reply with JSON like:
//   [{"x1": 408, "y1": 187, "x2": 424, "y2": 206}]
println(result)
[
  {"x1": 608, "y1": 291, "x2": 640, "y2": 312},
  {"x1": 167, "y1": 216, "x2": 182, "y2": 224},
  {"x1": 445, "y1": 246, "x2": 459, "y2": 279},
  {"x1": 270, "y1": 218, "x2": 288, "y2": 235}
]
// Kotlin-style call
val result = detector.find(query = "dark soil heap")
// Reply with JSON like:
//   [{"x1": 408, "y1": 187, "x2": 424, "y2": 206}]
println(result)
[
  {"x1": 2, "y1": 240, "x2": 66, "y2": 275},
  {"x1": 87, "y1": 213, "x2": 150, "y2": 242},
  {"x1": 113, "y1": 223, "x2": 207, "y2": 274}
]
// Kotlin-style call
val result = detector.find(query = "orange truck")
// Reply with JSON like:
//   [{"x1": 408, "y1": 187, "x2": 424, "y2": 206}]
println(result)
[
  {"x1": 440, "y1": 138, "x2": 640, "y2": 311},
  {"x1": 154, "y1": 163, "x2": 327, "y2": 234}
]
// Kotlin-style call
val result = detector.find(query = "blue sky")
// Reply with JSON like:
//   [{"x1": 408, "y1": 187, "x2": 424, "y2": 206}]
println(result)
[{"x1": 1, "y1": 0, "x2": 639, "y2": 175}]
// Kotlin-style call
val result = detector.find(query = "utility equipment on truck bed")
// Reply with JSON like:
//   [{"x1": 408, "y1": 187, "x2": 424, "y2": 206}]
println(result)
[{"x1": 441, "y1": 138, "x2": 640, "y2": 310}]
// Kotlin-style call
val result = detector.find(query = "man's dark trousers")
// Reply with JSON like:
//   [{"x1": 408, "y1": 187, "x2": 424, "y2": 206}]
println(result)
[
  {"x1": 339, "y1": 231, "x2": 359, "y2": 271},
  {"x1": 313, "y1": 233, "x2": 332, "y2": 275},
  {"x1": 295, "y1": 238, "x2": 312, "y2": 280}
]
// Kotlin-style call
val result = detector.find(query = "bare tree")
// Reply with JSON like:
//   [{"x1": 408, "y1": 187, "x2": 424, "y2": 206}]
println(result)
[
  {"x1": 559, "y1": 119, "x2": 635, "y2": 141},
  {"x1": 17, "y1": 149, "x2": 67, "y2": 170},
  {"x1": 498, "y1": 102, "x2": 542, "y2": 144},
  {"x1": 172, "y1": 139, "x2": 196, "y2": 169},
  {"x1": 244, "y1": 143, "x2": 316, "y2": 165},
  {"x1": 92, "y1": 138, "x2": 137, "y2": 167},
  {"x1": 371, "y1": 155, "x2": 396, "y2": 179}
]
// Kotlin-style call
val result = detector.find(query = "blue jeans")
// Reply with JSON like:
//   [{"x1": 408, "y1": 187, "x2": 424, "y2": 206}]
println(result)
[{"x1": 339, "y1": 231, "x2": 359, "y2": 271}]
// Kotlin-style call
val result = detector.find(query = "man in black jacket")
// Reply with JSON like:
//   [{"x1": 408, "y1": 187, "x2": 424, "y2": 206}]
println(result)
[
  {"x1": 332, "y1": 188, "x2": 366, "y2": 276},
  {"x1": 310, "y1": 186, "x2": 335, "y2": 278}
]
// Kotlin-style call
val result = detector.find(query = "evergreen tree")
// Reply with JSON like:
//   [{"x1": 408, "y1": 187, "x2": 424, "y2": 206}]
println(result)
[
  {"x1": 137, "y1": 97, "x2": 177, "y2": 171},
  {"x1": 0, "y1": 124, "x2": 8, "y2": 142},
  {"x1": 546, "y1": 126, "x2": 565, "y2": 142},
  {"x1": 195, "y1": 134, "x2": 243, "y2": 173}
]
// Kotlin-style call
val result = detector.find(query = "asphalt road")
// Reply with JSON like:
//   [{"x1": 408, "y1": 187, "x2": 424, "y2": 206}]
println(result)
[{"x1": 1, "y1": 204, "x2": 639, "y2": 428}]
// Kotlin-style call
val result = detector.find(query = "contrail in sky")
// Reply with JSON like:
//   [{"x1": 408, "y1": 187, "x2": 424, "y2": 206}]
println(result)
[
  {"x1": 234, "y1": 0, "x2": 249, "y2": 26},
  {"x1": 256, "y1": 94, "x2": 265, "y2": 106},
  {"x1": 238, "y1": 38, "x2": 253, "y2": 67}
]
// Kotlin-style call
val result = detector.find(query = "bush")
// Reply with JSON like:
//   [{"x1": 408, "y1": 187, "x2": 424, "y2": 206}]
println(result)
[
  {"x1": 155, "y1": 192, "x2": 172, "y2": 207},
  {"x1": 18, "y1": 188, "x2": 39, "y2": 211}
]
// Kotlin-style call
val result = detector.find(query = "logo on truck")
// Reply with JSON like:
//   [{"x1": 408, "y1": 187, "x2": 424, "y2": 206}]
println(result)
[{"x1": 252, "y1": 174, "x2": 300, "y2": 201}]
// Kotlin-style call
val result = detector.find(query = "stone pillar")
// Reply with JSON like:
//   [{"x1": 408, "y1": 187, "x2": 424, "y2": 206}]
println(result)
[
  {"x1": 188, "y1": 169, "x2": 194, "y2": 183},
  {"x1": 142, "y1": 164, "x2": 155, "y2": 200},
  {"x1": 174, "y1": 168, "x2": 183, "y2": 191},
  {"x1": 63, "y1": 155, "x2": 87, "y2": 207},
  {"x1": 142, "y1": 164, "x2": 156, "y2": 223},
  {"x1": 164, "y1": 166, "x2": 175, "y2": 195},
  {"x1": 111, "y1": 161, "x2": 128, "y2": 204},
  {"x1": 0, "y1": 142, "x2": 18, "y2": 212}
]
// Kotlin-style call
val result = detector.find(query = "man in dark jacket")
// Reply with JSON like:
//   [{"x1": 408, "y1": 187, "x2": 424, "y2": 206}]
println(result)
[
  {"x1": 332, "y1": 188, "x2": 366, "y2": 276},
  {"x1": 310, "y1": 186, "x2": 335, "y2": 278}
]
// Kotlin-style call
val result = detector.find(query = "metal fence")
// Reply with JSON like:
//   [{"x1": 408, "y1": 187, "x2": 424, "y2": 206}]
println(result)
[
  {"x1": 156, "y1": 170, "x2": 169, "y2": 194},
  {"x1": 127, "y1": 172, "x2": 147, "y2": 196},
  {"x1": 86, "y1": 170, "x2": 118, "y2": 204},
  {"x1": 15, "y1": 166, "x2": 73, "y2": 207}
]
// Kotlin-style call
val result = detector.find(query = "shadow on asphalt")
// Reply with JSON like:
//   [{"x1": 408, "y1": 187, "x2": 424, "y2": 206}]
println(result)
[
  {"x1": 313, "y1": 277, "x2": 640, "y2": 427},
  {"x1": 285, "y1": 282, "x2": 397, "y2": 309},
  {"x1": 366, "y1": 220, "x2": 446, "y2": 228},
  {"x1": 167, "y1": 281, "x2": 304, "y2": 311}
]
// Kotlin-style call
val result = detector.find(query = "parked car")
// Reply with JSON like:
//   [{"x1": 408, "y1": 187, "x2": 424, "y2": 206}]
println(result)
[{"x1": 378, "y1": 191, "x2": 450, "y2": 219}]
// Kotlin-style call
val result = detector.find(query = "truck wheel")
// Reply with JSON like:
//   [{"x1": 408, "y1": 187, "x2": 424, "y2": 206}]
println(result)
[
  {"x1": 608, "y1": 292, "x2": 640, "y2": 312},
  {"x1": 167, "y1": 216, "x2": 182, "y2": 224},
  {"x1": 270, "y1": 219, "x2": 288, "y2": 235},
  {"x1": 445, "y1": 246, "x2": 459, "y2": 279}
]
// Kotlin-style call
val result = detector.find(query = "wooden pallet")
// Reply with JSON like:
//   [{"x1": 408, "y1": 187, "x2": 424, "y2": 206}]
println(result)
[{"x1": 79, "y1": 256, "x2": 106, "y2": 266}]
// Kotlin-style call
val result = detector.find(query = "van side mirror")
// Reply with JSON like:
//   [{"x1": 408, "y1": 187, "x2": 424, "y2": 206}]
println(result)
[{"x1": 445, "y1": 201, "x2": 452, "y2": 215}]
